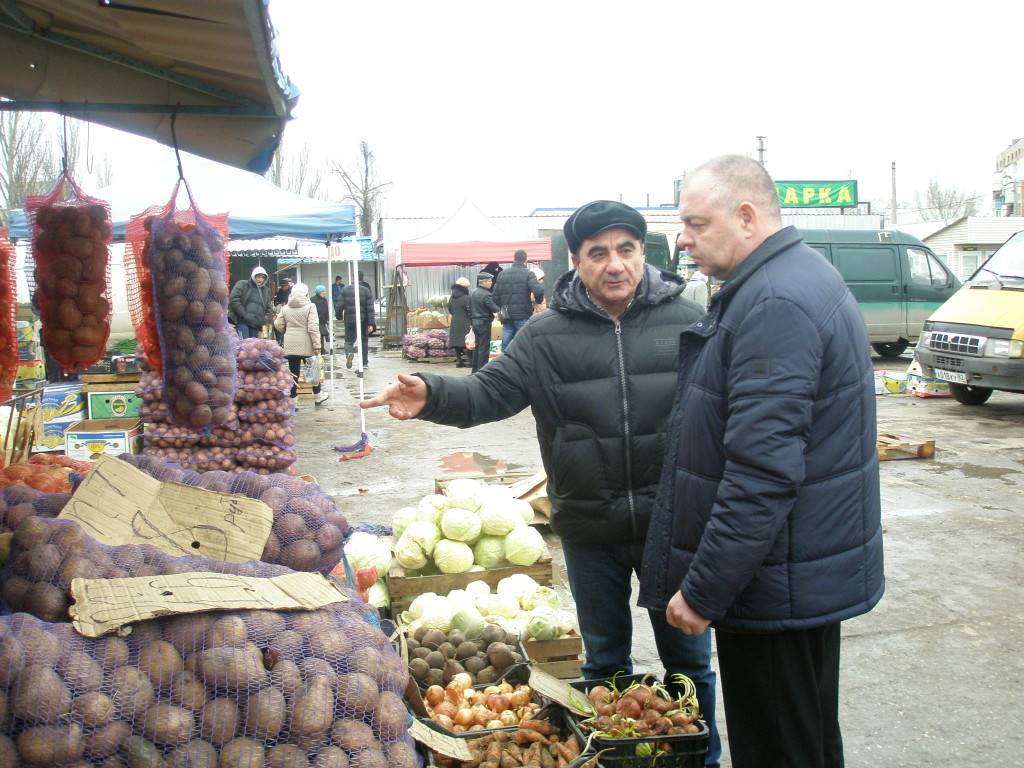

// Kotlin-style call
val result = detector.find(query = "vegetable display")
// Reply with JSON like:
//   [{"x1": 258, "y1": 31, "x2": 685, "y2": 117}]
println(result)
[
  {"x1": 423, "y1": 680, "x2": 540, "y2": 734},
  {"x1": 26, "y1": 172, "x2": 113, "y2": 371},
  {"x1": 429, "y1": 712, "x2": 586, "y2": 768},
  {"x1": 0, "y1": 453, "x2": 92, "y2": 493},
  {"x1": 406, "y1": 623, "x2": 525, "y2": 690}
]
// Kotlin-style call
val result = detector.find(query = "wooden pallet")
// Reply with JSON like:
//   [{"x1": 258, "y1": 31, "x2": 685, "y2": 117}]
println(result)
[{"x1": 877, "y1": 432, "x2": 935, "y2": 461}]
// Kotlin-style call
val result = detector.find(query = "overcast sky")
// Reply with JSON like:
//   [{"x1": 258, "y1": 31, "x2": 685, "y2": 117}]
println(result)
[{"x1": 262, "y1": 0, "x2": 1023, "y2": 220}]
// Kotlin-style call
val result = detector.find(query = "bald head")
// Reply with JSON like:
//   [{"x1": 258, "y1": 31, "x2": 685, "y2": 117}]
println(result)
[{"x1": 685, "y1": 154, "x2": 783, "y2": 230}]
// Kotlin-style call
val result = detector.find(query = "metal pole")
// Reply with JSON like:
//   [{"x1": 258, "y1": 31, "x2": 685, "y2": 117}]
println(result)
[{"x1": 323, "y1": 238, "x2": 336, "y2": 410}]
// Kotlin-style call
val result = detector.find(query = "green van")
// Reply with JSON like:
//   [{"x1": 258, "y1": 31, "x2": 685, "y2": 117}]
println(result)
[{"x1": 798, "y1": 229, "x2": 961, "y2": 358}]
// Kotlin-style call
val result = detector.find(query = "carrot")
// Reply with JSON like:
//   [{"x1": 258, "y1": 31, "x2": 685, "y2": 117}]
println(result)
[
  {"x1": 484, "y1": 740, "x2": 503, "y2": 765},
  {"x1": 513, "y1": 729, "x2": 550, "y2": 746},
  {"x1": 524, "y1": 741, "x2": 543, "y2": 764},
  {"x1": 539, "y1": 744, "x2": 556, "y2": 768},
  {"x1": 499, "y1": 753, "x2": 520, "y2": 768},
  {"x1": 564, "y1": 735, "x2": 581, "y2": 760},
  {"x1": 506, "y1": 743, "x2": 524, "y2": 762},
  {"x1": 518, "y1": 719, "x2": 555, "y2": 737}
]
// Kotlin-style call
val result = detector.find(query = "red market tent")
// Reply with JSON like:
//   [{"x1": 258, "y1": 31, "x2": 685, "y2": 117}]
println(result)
[{"x1": 400, "y1": 200, "x2": 551, "y2": 267}]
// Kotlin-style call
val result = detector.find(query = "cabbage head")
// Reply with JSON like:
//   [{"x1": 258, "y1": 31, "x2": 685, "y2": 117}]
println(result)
[
  {"x1": 416, "y1": 494, "x2": 449, "y2": 526},
  {"x1": 401, "y1": 592, "x2": 441, "y2": 625},
  {"x1": 521, "y1": 585, "x2": 561, "y2": 612},
  {"x1": 391, "y1": 506, "x2": 419, "y2": 538},
  {"x1": 504, "y1": 525, "x2": 546, "y2": 566},
  {"x1": 394, "y1": 520, "x2": 441, "y2": 570},
  {"x1": 344, "y1": 531, "x2": 393, "y2": 574},
  {"x1": 450, "y1": 604, "x2": 486, "y2": 640},
  {"x1": 479, "y1": 499, "x2": 523, "y2": 536},
  {"x1": 420, "y1": 599, "x2": 455, "y2": 633},
  {"x1": 464, "y1": 580, "x2": 492, "y2": 599},
  {"x1": 433, "y1": 539, "x2": 475, "y2": 574},
  {"x1": 525, "y1": 605, "x2": 562, "y2": 641},
  {"x1": 367, "y1": 580, "x2": 391, "y2": 610},
  {"x1": 440, "y1": 507, "x2": 483, "y2": 542},
  {"x1": 513, "y1": 498, "x2": 535, "y2": 524},
  {"x1": 480, "y1": 593, "x2": 522, "y2": 620},
  {"x1": 444, "y1": 479, "x2": 484, "y2": 512},
  {"x1": 472, "y1": 535, "x2": 506, "y2": 568},
  {"x1": 497, "y1": 573, "x2": 541, "y2": 602}
]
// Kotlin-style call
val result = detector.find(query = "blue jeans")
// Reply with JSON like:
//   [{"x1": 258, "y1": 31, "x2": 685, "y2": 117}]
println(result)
[
  {"x1": 501, "y1": 319, "x2": 527, "y2": 352},
  {"x1": 562, "y1": 539, "x2": 721, "y2": 767},
  {"x1": 236, "y1": 322, "x2": 259, "y2": 339}
]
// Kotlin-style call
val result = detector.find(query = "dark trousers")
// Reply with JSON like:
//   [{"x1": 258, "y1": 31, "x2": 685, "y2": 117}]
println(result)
[
  {"x1": 286, "y1": 355, "x2": 321, "y2": 397},
  {"x1": 716, "y1": 623, "x2": 843, "y2": 768},
  {"x1": 470, "y1": 323, "x2": 491, "y2": 372},
  {"x1": 344, "y1": 323, "x2": 368, "y2": 365},
  {"x1": 562, "y1": 539, "x2": 721, "y2": 767}
]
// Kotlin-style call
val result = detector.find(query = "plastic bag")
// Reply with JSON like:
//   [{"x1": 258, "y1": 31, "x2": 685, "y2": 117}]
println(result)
[
  {"x1": 302, "y1": 354, "x2": 322, "y2": 384},
  {"x1": 0, "y1": 229, "x2": 17, "y2": 402},
  {"x1": 25, "y1": 171, "x2": 113, "y2": 371},
  {"x1": 465, "y1": 326, "x2": 476, "y2": 351}
]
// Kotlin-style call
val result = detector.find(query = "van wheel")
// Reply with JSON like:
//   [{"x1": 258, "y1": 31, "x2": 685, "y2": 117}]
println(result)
[
  {"x1": 949, "y1": 383, "x2": 993, "y2": 405},
  {"x1": 872, "y1": 341, "x2": 909, "y2": 358}
]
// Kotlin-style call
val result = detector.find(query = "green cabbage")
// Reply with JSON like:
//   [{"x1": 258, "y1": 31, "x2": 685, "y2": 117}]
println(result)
[
  {"x1": 450, "y1": 604, "x2": 486, "y2": 639},
  {"x1": 464, "y1": 580, "x2": 492, "y2": 599},
  {"x1": 497, "y1": 573, "x2": 541, "y2": 602},
  {"x1": 420, "y1": 599, "x2": 455, "y2": 633},
  {"x1": 444, "y1": 479, "x2": 485, "y2": 512},
  {"x1": 480, "y1": 593, "x2": 522, "y2": 619},
  {"x1": 394, "y1": 520, "x2": 441, "y2": 570},
  {"x1": 391, "y1": 506, "x2": 419, "y2": 537},
  {"x1": 504, "y1": 525, "x2": 546, "y2": 566},
  {"x1": 472, "y1": 535, "x2": 506, "y2": 568},
  {"x1": 440, "y1": 507, "x2": 483, "y2": 542},
  {"x1": 402, "y1": 592, "x2": 440, "y2": 624},
  {"x1": 521, "y1": 586, "x2": 561, "y2": 612},
  {"x1": 433, "y1": 539, "x2": 475, "y2": 574},
  {"x1": 344, "y1": 531, "x2": 392, "y2": 574},
  {"x1": 417, "y1": 494, "x2": 449, "y2": 525},
  {"x1": 525, "y1": 605, "x2": 562, "y2": 641},
  {"x1": 479, "y1": 499, "x2": 523, "y2": 537},
  {"x1": 514, "y1": 498, "x2": 535, "y2": 524},
  {"x1": 367, "y1": 580, "x2": 391, "y2": 609}
]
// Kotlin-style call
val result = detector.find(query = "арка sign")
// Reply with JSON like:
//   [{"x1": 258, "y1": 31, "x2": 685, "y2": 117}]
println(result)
[{"x1": 776, "y1": 181, "x2": 858, "y2": 208}]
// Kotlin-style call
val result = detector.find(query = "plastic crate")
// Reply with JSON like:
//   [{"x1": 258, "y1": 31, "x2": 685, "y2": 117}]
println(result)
[{"x1": 568, "y1": 674, "x2": 708, "y2": 768}]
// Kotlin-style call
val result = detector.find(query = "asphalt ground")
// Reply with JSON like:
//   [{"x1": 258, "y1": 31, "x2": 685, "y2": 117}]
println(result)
[{"x1": 292, "y1": 342, "x2": 1024, "y2": 767}]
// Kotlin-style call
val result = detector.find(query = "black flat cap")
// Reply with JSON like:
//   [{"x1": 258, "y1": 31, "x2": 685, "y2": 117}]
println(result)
[{"x1": 564, "y1": 200, "x2": 647, "y2": 254}]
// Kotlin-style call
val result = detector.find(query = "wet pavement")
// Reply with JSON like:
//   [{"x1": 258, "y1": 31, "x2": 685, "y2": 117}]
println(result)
[{"x1": 292, "y1": 343, "x2": 1024, "y2": 767}]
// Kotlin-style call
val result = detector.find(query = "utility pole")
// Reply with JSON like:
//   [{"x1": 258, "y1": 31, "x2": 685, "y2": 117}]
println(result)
[
  {"x1": 756, "y1": 136, "x2": 767, "y2": 165},
  {"x1": 890, "y1": 161, "x2": 898, "y2": 226}
]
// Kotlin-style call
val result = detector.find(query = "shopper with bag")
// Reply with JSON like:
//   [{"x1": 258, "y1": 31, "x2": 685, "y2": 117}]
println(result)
[{"x1": 273, "y1": 282, "x2": 328, "y2": 405}]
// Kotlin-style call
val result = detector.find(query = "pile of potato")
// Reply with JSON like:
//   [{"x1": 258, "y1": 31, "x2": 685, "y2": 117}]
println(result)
[
  {"x1": 0, "y1": 600, "x2": 416, "y2": 767},
  {"x1": 30, "y1": 201, "x2": 113, "y2": 371},
  {"x1": 0, "y1": 485, "x2": 73, "y2": 533},
  {"x1": 117, "y1": 454, "x2": 347, "y2": 574},
  {"x1": 137, "y1": 338, "x2": 298, "y2": 474},
  {"x1": 147, "y1": 217, "x2": 235, "y2": 429}
]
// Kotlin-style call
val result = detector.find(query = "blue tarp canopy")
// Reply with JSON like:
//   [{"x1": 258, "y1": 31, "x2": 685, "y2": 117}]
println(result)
[{"x1": 8, "y1": 151, "x2": 356, "y2": 241}]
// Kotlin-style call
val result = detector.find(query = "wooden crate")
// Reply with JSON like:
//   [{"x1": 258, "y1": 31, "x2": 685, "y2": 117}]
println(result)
[
  {"x1": 524, "y1": 630, "x2": 584, "y2": 680},
  {"x1": 387, "y1": 558, "x2": 554, "y2": 617},
  {"x1": 877, "y1": 432, "x2": 936, "y2": 461},
  {"x1": 80, "y1": 372, "x2": 142, "y2": 386}
]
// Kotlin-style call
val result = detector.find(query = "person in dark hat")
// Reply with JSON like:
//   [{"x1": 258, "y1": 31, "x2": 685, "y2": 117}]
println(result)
[
  {"x1": 468, "y1": 270, "x2": 499, "y2": 372},
  {"x1": 361, "y1": 199, "x2": 718, "y2": 764}
]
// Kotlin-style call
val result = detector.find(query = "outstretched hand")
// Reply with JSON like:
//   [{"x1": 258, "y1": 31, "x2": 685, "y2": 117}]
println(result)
[{"x1": 359, "y1": 373, "x2": 427, "y2": 420}]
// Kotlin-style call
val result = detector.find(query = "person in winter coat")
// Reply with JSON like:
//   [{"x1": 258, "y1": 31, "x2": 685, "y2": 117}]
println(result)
[
  {"x1": 338, "y1": 280, "x2": 375, "y2": 369},
  {"x1": 447, "y1": 277, "x2": 472, "y2": 368},
  {"x1": 680, "y1": 266, "x2": 710, "y2": 310},
  {"x1": 332, "y1": 275, "x2": 345, "y2": 320},
  {"x1": 228, "y1": 266, "x2": 273, "y2": 339},
  {"x1": 273, "y1": 282, "x2": 328, "y2": 405},
  {"x1": 468, "y1": 272, "x2": 498, "y2": 373},
  {"x1": 362, "y1": 201, "x2": 720, "y2": 766},
  {"x1": 490, "y1": 249, "x2": 544, "y2": 351},
  {"x1": 640, "y1": 156, "x2": 884, "y2": 768},
  {"x1": 311, "y1": 285, "x2": 332, "y2": 353}
]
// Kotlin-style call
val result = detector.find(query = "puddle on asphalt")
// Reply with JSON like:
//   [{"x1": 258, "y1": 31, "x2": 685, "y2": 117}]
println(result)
[
  {"x1": 953, "y1": 463, "x2": 1018, "y2": 481},
  {"x1": 437, "y1": 451, "x2": 523, "y2": 475}
]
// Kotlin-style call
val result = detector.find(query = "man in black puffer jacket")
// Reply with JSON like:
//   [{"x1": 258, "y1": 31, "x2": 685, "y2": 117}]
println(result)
[
  {"x1": 491, "y1": 249, "x2": 544, "y2": 351},
  {"x1": 640, "y1": 156, "x2": 883, "y2": 768},
  {"x1": 363, "y1": 201, "x2": 720, "y2": 766}
]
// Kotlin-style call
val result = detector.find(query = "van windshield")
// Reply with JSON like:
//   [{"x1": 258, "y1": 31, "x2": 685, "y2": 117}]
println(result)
[{"x1": 969, "y1": 232, "x2": 1024, "y2": 287}]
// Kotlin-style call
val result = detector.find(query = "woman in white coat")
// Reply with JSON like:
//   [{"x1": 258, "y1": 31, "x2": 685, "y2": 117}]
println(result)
[{"x1": 274, "y1": 282, "x2": 327, "y2": 405}]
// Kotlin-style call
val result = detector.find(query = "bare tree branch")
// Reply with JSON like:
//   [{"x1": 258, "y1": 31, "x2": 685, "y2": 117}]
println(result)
[
  {"x1": 333, "y1": 141, "x2": 390, "y2": 237},
  {"x1": 267, "y1": 138, "x2": 330, "y2": 201},
  {"x1": 0, "y1": 111, "x2": 60, "y2": 227},
  {"x1": 914, "y1": 178, "x2": 979, "y2": 221}
]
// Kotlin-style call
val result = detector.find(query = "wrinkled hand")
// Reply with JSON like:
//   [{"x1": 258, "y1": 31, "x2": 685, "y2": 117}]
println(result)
[
  {"x1": 359, "y1": 373, "x2": 427, "y2": 420},
  {"x1": 667, "y1": 591, "x2": 710, "y2": 635}
]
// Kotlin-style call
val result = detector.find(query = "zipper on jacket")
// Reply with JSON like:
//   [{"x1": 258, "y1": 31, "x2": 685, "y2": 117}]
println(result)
[{"x1": 615, "y1": 321, "x2": 638, "y2": 538}]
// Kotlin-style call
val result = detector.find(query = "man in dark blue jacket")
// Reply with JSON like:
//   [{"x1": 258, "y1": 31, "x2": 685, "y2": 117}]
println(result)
[
  {"x1": 640, "y1": 155, "x2": 884, "y2": 768},
  {"x1": 364, "y1": 201, "x2": 720, "y2": 766},
  {"x1": 491, "y1": 249, "x2": 544, "y2": 351}
]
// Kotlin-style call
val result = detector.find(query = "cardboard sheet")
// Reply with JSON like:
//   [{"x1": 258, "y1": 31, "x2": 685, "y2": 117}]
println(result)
[
  {"x1": 530, "y1": 667, "x2": 594, "y2": 716},
  {"x1": 70, "y1": 570, "x2": 348, "y2": 637},
  {"x1": 59, "y1": 454, "x2": 274, "y2": 562},
  {"x1": 407, "y1": 720, "x2": 473, "y2": 761}
]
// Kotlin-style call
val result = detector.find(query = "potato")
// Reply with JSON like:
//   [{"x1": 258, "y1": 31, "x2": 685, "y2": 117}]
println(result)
[
  {"x1": 243, "y1": 685, "x2": 286, "y2": 740},
  {"x1": 270, "y1": 660, "x2": 303, "y2": 700},
  {"x1": 370, "y1": 690, "x2": 407, "y2": 741},
  {"x1": 93, "y1": 635, "x2": 130, "y2": 670},
  {"x1": 279, "y1": 540, "x2": 322, "y2": 571},
  {"x1": 199, "y1": 698, "x2": 240, "y2": 747},
  {"x1": 307, "y1": 629, "x2": 352, "y2": 661},
  {"x1": 386, "y1": 739, "x2": 419, "y2": 768},
  {"x1": 204, "y1": 615, "x2": 249, "y2": 648},
  {"x1": 163, "y1": 613, "x2": 215, "y2": 655},
  {"x1": 10, "y1": 665, "x2": 72, "y2": 721},
  {"x1": 335, "y1": 672, "x2": 380, "y2": 717},
  {"x1": 289, "y1": 676, "x2": 335, "y2": 738},
  {"x1": 82, "y1": 721, "x2": 131, "y2": 760},
  {"x1": 346, "y1": 746, "x2": 387, "y2": 768},
  {"x1": 192, "y1": 644, "x2": 269, "y2": 690},
  {"x1": 137, "y1": 639, "x2": 184, "y2": 688},
  {"x1": 165, "y1": 739, "x2": 218, "y2": 768},
  {"x1": 219, "y1": 737, "x2": 265, "y2": 768},
  {"x1": 142, "y1": 703, "x2": 195, "y2": 746},
  {"x1": 312, "y1": 746, "x2": 349, "y2": 768},
  {"x1": 329, "y1": 719, "x2": 376, "y2": 752},
  {"x1": 0, "y1": 734, "x2": 16, "y2": 768},
  {"x1": 266, "y1": 744, "x2": 310, "y2": 768},
  {"x1": 70, "y1": 690, "x2": 115, "y2": 729},
  {"x1": 124, "y1": 735, "x2": 164, "y2": 768},
  {"x1": 105, "y1": 665, "x2": 154, "y2": 719},
  {"x1": 169, "y1": 670, "x2": 208, "y2": 712},
  {"x1": 16, "y1": 723, "x2": 84, "y2": 766},
  {"x1": 0, "y1": 637, "x2": 24, "y2": 686}
]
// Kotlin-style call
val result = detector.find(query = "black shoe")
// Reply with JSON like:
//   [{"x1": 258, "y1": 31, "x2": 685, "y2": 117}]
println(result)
[{"x1": 346, "y1": 354, "x2": 353, "y2": 369}]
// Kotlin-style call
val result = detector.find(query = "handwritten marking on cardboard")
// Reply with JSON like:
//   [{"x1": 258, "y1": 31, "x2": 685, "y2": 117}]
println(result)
[{"x1": 59, "y1": 454, "x2": 273, "y2": 562}]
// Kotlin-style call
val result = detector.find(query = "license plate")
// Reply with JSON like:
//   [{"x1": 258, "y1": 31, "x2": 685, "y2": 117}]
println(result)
[{"x1": 933, "y1": 368, "x2": 968, "y2": 384}]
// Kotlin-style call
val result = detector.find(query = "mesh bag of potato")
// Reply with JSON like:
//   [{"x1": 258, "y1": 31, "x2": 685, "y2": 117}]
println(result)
[
  {"x1": 115, "y1": 454, "x2": 348, "y2": 573},
  {"x1": 0, "y1": 601, "x2": 417, "y2": 767},
  {"x1": 0, "y1": 485, "x2": 73, "y2": 532},
  {"x1": 0, "y1": 229, "x2": 16, "y2": 403},
  {"x1": 24, "y1": 171, "x2": 114, "y2": 372},
  {"x1": 142, "y1": 180, "x2": 237, "y2": 431}
]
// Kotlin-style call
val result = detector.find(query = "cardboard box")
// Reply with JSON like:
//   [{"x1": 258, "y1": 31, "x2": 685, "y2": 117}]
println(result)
[
  {"x1": 15, "y1": 359, "x2": 45, "y2": 382},
  {"x1": 41, "y1": 383, "x2": 85, "y2": 423},
  {"x1": 87, "y1": 390, "x2": 142, "y2": 420},
  {"x1": 490, "y1": 320, "x2": 502, "y2": 341},
  {"x1": 111, "y1": 355, "x2": 141, "y2": 374},
  {"x1": 34, "y1": 421, "x2": 71, "y2": 452},
  {"x1": 407, "y1": 312, "x2": 450, "y2": 330},
  {"x1": 63, "y1": 418, "x2": 143, "y2": 460},
  {"x1": 907, "y1": 374, "x2": 952, "y2": 398}
]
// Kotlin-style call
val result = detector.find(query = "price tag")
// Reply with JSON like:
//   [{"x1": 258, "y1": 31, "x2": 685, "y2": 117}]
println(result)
[
  {"x1": 70, "y1": 571, "x2": 347, "y2": 637},
  {"x1": 60, "y1": 454, "x2": 273, "y2": 562},
  {"x1": 408, "y1": 719, "x2": 473, "y2": 761},
  {"x1": 530, "y1": 667, "x2": 594, "y2": 716}
]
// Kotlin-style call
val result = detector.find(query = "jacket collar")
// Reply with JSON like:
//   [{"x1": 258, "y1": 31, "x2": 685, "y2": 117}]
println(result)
[
  {"x1": 710, "y1": 226, "x2": 802, "y2": 308},
  {"x1": 550, "y1": 263, "x2": 684, "y2": 318}
]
